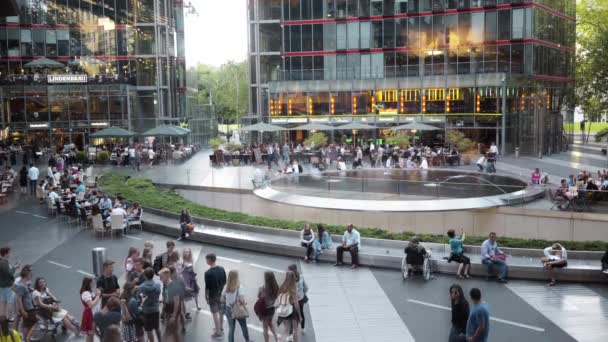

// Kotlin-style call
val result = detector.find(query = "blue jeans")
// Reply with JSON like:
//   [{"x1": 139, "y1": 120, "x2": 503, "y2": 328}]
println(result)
[
  {"x1": 482, "y1": 258, "x2": 508, "y2": 279},
  {"x1": 29, "y1": 180, "x2": 37, "y2": 195},
  {"x1": 224, "y1": 307, "x2": 250, "y2": 342}
]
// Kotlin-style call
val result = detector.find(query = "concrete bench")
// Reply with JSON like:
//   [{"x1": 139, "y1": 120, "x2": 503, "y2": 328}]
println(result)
[{"x1": 141, "y1": 207, "x2": 606, "y2": 283}]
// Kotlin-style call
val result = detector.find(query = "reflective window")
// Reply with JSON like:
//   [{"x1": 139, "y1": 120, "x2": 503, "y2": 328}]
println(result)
[{"x1": 347, "y1": 22, "x2": 359, "y2": 49}]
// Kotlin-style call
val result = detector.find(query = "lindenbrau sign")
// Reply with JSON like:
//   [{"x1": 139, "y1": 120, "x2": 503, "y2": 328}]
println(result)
[{"x1": 47, "y1": 74, "x2": 88, "y2": 84}]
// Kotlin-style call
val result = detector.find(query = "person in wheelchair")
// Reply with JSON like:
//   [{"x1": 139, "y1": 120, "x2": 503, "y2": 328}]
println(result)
[
  {"x1": 32, "y1": 277, "x2": 80, "y2": 336},
  {"x1": 404, "y1": 237, "x2": 432, "y2": 278}
]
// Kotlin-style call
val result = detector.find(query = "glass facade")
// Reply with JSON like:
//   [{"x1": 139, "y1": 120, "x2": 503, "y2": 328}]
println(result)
[
  {"x1": 249, "y1": 0, "x2": 575, "y2": 155},
  {"x1": 0, "y1": 0, "x2": 187, "y2": 147}
]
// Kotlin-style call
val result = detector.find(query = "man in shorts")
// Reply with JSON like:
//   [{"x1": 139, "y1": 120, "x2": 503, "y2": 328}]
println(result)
[
  {"x1": 160, "y1": 268, "x2": 181, "y2": 341},
  {"x1": 204, "y1": 253, "x2": 226, "y2": 338},
  {"x1": 14, "y1": 265, "x2": 36, "y2": 341},
  {"x1": 0, "y1": 246, "x2": 20, "y2": 318},
  {"x1": 139, "y1": 267, "x2": 161, "y2": 342}
]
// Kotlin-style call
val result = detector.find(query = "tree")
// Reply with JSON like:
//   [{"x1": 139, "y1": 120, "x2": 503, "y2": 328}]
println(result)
[
  {"x1": 576, "y1": 0, "x2": 608, "y2": 143},
  {"x1": 190, "y1": 61, "x2": 249, "y2": 124}
]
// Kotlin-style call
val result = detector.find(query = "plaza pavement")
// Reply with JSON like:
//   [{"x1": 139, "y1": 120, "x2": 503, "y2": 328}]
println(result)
[{"x1": 1, "y1": 197, "x2": 607, "y2": 341}]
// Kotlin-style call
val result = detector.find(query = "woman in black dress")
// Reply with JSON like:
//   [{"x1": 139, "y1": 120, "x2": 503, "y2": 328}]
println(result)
[
  {"x1": 449, "y1": 284, "x2": 469, "y2": 342},
  {"x1": 19, "y1": 166, "x2": 28, "y2": 194}
]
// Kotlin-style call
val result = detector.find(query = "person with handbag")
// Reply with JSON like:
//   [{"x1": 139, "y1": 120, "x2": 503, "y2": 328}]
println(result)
[
  {"x1": 287, "y1": 265, "x2": 308, "y2": 333},
  {"x1": 178, "y1": 209, "x2": 193, "y2": 241},
  {"x1": 276, "y1": 271, "x2": 301, "y2": 342},
  {"x1": 222, "y1": 270, "x2": 251, "y2": 342},
  {"x1": 255, "y1": 272, "x2": 279, "y2": 342}
]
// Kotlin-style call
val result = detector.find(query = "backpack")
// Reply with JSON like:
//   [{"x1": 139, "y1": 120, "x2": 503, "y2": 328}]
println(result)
[
  {"x1": 275, "y1": 293, "x2": 293, "y2": 318},
  {"x1": 153, "y1": 254, "x2": 163, "y2": 274}
]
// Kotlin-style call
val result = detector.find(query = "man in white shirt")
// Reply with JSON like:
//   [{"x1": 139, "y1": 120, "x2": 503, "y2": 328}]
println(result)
[
  {"x1": 334, "y1": 224, "x2": 361, "y2": 269},
  {"x1": 48, "y1": 187, "x2": 60, "y2": 204},
  {"x1": 489, "y1": 143, "x2": 499, "y2": 155},
  {"x1": 27, "y1": 164, "x2": 39, "y2": 196},
  {"x1": 106, "y1": 204, "x2": 128, "y2": 233}
]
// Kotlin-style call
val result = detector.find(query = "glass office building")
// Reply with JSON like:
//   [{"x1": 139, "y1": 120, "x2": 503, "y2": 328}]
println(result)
[
  {"x1": 0, "y1": 0, "x2": 187, "y2": 147},
  {"x1": 248, "y1": 0, "x2": 575, "y2": 155}
]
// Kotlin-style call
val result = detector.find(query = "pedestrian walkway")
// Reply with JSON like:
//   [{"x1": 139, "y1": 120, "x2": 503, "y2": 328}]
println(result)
[
  {"x1": 506, "y1": 282, "x2": 608, "y2": 342},
  {"x1": 300, "y1": 262, "x2": 415, "y2": 342}
]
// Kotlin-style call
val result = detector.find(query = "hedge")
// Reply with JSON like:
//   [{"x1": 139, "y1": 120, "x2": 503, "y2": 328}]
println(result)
[{"x1": 99, "y1": 174, "x2": 608, "y2": 251}]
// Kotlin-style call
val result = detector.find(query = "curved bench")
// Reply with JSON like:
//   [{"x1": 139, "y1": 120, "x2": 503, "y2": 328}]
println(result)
[{"x1": 141, "y1": 207, "x2": 606, "y2": 283}]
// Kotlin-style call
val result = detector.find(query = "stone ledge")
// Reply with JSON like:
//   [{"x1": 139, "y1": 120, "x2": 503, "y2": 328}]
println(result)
[{"x1": 142, "y1": 207, "x2": 607, "y2": 283}]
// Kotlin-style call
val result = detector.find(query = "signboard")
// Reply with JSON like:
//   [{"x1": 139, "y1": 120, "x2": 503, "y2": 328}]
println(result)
[
  {"x1": 47, "y1": 74, "x2": 88, "y2": 84},
  {"x1": 377, "y1": 116, "x2": 396, "y2": 123},
  {"x1": 287, "y1": 118, "x2": 307, "y2": 123},
  {"x1": 270, "y1": 118, "x2": 288, "y2": 124},
  {"x1": 28, "y1": 123, "x2": 49, "y2": 129},
  {"x1": 309, "y1": 117, "x2": 330, "y2": 123},
  {"x1": 331, "y1": 117, "x2": 352, "y2": 124},
  {"x1": 399, "y1": 116, "x2": 416, "y2": 123},
  {"x1": 423, "y1": 116, "x2": 446, "y2": 123}
]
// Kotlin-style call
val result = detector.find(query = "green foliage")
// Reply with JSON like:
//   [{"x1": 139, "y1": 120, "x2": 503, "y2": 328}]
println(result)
[
  {"x1": 97, "y1": 151, "x2": 110, "y2": 162},
  {"x1": 386, "y1": 134, "x2": 411, "y2": 148},
  {"x1": 576, "y1": 0, "x2": 608, "y2": 142},
  {"x1": 564, "y1": 122, "x2": 608, "y2": 133},
  {"x1": 447, "y1": 130, "x2": 476, "y2": 153},
  {"x1": 208, "y1": 137, "x2": 225, "y2": 150},
  {"x1": 225, "y1": 142, "x2": 242, "y2": 152},
  {"x1": 190, "y1": 61, "x2": 248, "y2": 123},
  {"x1": 303, "y1": 132, "x2": 328, "y2": 149},
  {"x1": 76, "y1": 151, "x2": 87, "y2": 162},
  {"x1": 98, "y1": 174, "x2": 608, "y2": 251}
]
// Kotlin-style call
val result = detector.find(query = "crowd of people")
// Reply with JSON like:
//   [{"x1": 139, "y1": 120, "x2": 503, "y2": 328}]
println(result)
[
  {"x1": 0, "y1": 240, "x2": 313, "y2": 342},
  {"x1": 106, "y1": 144, "x2": 200, "y2": 170},
  {"x1": 548, "y1": 168, "x2": 608, "y2": 210}
]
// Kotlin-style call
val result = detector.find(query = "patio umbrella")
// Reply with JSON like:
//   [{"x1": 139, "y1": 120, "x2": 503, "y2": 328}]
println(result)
[
  {"x1": 90, "y1": 127, "x2": 135, "y2": 138},
  {"x1": 335, "y1": 122, "x2": 377, "y2": 130},
  {"x1": 141, "y1": 125, "x2": 189, "y2": 137},
  {"x1": 239, "y1": 122, "x2": 286, "y2": 132},
  {"x1": 23, "y1": 57, "x2": 65, "y2": 69},
  {"x1": 289, "y1": 122, "x2": 334, "y2": 131},
  {"x1": 391, "y1": 122, "x2": 440, "y2": 131}
]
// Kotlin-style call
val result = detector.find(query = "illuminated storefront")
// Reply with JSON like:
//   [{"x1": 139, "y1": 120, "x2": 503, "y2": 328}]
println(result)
[
  {"x1": 0, "y1": 0, "x2": 187, "y2": 147},
  {"x1": 249, "y1": 0, "x2": 575, "y2": 155}
]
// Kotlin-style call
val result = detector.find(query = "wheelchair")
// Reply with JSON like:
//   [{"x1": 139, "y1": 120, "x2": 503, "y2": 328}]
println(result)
[{"x1": 401, "y1": 252, "x2": 433, "y2": 281}]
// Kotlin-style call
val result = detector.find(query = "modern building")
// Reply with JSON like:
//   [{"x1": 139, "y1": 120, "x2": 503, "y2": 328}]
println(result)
[
  {"x1": 248, "y1": 0, "x2": 575, "y2": 155},
  {"x1": 0, "y1": 0, "x2": 187, "y2": 148}
]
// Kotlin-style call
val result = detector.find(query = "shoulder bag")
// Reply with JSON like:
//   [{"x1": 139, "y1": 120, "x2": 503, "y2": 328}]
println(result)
[
  {"x1": 275, "y1": 293, "x2": 293, "y2": 318},
  {"x1": 231, "y1": 288, "x2": 249, "y2": 320}
]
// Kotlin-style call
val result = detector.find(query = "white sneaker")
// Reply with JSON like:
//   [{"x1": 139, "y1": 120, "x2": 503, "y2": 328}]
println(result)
[
  {"x1": 185, "y1": 233, "x2": 190, "y2": 238},
  {"x1": 603, "y1": 269, "x2": 608, "y2": 274},
  {"x1": 286, "y1": 335, "x2": 293, "y2": 342},
  {"x1": 177, "y1": 237, "x2": 183, "y2": 241}
]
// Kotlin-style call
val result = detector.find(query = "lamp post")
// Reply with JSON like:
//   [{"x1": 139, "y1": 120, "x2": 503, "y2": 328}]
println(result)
[{"x1": 501, "y1": 77, "x2": 507, "y2": 156}]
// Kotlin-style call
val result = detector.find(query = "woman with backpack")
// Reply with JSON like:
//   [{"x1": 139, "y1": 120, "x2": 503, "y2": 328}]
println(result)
[
  {"x1": 221, "y1": 270, "x2": 251, "y2": 342},
  {"x1": 276, "y1": 271, "x2": 301, "y2": 342},
  {"x1": 255, "y1": 272, "x2": 279, "y2": 342}
]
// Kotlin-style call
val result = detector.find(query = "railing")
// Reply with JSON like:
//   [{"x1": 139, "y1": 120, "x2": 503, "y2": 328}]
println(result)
[{"x1": 277, "y1": 62, "x2": 523, "y2": 82}]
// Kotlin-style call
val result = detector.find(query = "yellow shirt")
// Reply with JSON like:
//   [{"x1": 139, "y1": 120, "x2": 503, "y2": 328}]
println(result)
[{"x1": 0, "y1": 331, "x2": 21, "y2": 342}]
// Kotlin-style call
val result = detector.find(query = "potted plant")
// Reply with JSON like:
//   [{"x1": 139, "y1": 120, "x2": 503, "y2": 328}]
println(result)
[
  {"x1": 209, "y1": 137, "x2": 224, "y2": 151},
  {"x1": 386, "y1": 134, "x2": 411, "y2": 149},
  {"x1": 447, "y1": 131, "x2": 477, "y2": 165},
  {"x1": 225, "y1": 142, "x2": 242, "y2": 166},
  {"x1": 303, "y1": 132, "x2": 328, "y2": 150},
  {"x1": 97, "y1": 150, "x2": 110, "y2": 164}
]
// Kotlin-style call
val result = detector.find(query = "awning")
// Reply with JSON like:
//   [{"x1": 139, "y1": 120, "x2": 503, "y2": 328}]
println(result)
[
  {"x1": 240, "y1": 122, "x2": 286, "y2": 132},
  {"x1": 289, "y1": 123, "x2": 334, "y2": 131},
  {"x1": 23, "y1": 58, "x2": 65, "y2": 69},
  {"x1": 335, "y1": 122, "x2": 377, "y2": 130},
  {"x1": 141, "y1": 125, "x2": 190, "y2": 137},
  {"x1": 90, "y1": 127, "x2": 135, "y2": 138},
  {"x1": 390, "y1": 122, "x2": 440, "y2": 131}
]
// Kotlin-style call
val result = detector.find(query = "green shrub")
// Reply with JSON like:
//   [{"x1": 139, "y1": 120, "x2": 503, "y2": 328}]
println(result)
[
  {"x1": 98, "y1": 174, "x2": 608, "y2": 251},
  {"x1": 209, "y1": 137, "x2": 225, "y2": 150},
  {"x1": 447, "y1": 130, "x2": 476, "y2": 154},
  {"x1": 386, "y1": 134, "x2": 411, "y2": 148},
  {"x1": 76, "y1": 151, "x2": 87, "y2": 162},
  {"x1": 303, "y1": 132, "x2": 328, "y2": 149},
  {"x1": 97, "y1": 150, "x2": 110, "y2": 162}
]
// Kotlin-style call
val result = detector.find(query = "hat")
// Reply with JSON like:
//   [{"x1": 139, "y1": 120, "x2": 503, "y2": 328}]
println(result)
[{"x1": 103, "y1": 260, "x2": 115, "y2": 267}]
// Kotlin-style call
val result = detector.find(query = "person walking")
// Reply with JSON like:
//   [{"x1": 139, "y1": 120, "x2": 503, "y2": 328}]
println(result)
[
  {"x1": 19, "y1": 166, "x2": 28, "y2": 194},
  {"x1": 27, "y1": 164, "x2": 39, "y2": 196},
  {"x1": 222, "y1": 270, "x2": 251, "y2": 342},
  {"x1": 14, "y1": 265, "x2": 36, "y2": 342},
  {"x1": 255, "y1": 271, "x2": 279, "y2": 342},
  {"x1": 288, "y1": 265, "x2": 308, "y2": 334},
  {"x1": 300, "y1": 224, "x2": 315, "y2": 263},
  {"x1": 159, "y1": 268, "x2": 181, "y2": 342},
  {"x1": 119, "y1": 283, "x2": 142, "y2": 342},
  {"x1": 139, "y1": 268, "x2": 161, "y2": 342},
  {"x1": 80, "y1": 278, "x2": 101, "y2": 342},
  {"x1": 447, "y1": 229, "x2": 471, "y2": 279},
  {"x1": 466, "y1": 288, "x2": 490, "y2": 342},
  {"x1": 541, "y1": 243, "x2": 568, "y2": 286},
  {"x1": 204, "y1": 253, "x2": 226, "y2": 339},
  {"x1": 448, "y1": 284, "x2": 469, "y2": 342},
  {"x1": 276, "y1": 271, "x2": 301, "y2": 342}
]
